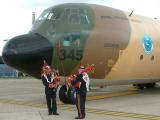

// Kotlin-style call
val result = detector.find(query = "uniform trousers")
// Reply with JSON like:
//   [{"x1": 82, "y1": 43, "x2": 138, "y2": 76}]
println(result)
[
  {"x1": 46, "y1": 91, "x2": 57, "y2": 114},
  {"x1": 76, "y1": 91, "x2": 86, "y2": 118}
]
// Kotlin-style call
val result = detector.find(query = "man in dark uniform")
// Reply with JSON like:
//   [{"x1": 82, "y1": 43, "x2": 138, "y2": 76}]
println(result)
[
  {"x1": 71, "y1": 66, "x2": 87, "y2": 119},
  {"x1": 41, "y1": 65, "x2": 59, "y2": 115}
]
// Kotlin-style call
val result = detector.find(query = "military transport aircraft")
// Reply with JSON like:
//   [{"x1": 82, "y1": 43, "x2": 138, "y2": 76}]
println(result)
[{"x1": 2, "y1": 3, "x2": 160, "y2": 104}]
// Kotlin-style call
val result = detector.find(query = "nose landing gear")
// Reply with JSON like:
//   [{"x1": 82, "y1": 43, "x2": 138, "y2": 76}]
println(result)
[{"x1": 59, "y1": 85, "x2": 76, "y2": 104}]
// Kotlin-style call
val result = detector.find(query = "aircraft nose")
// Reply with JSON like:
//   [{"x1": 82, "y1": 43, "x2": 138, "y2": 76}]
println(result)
[{"x1": 2, "y1": 33, "x2": 53, "y2": 78}]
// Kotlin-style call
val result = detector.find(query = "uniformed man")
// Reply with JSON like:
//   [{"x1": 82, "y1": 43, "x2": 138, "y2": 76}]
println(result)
[
  {"x1": 41, "y1": 65, "x2": 59, "y2": 115},
  {"x1": 71, "y1": 66, "x2": 87, "y2": 119}
]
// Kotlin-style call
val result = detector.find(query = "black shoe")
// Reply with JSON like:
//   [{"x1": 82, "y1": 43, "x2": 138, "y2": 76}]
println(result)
[
  {"x1": 48, "y1": 112, "x2": 52, "y2": 115},
  {"x1": 52, "y1": 112, "x2": 59, "y2": 115},
  {"x1": 75, "y1": 116, "x2": 84, "y2": 119},
  {"x1": 75, "y1": 116, "x2": 80, "y2": 119},
  {"x1": 81, "y1": 116, "x2": 85, "y2": 119}
]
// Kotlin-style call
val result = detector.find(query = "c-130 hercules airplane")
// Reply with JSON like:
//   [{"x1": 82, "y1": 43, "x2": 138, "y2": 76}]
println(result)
[{"x1": 2, "y1": 3, "x2": 160, "y2": 104}]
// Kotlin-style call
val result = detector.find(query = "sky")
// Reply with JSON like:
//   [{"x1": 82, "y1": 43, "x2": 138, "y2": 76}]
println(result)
[{"x1": 0, "y1": 0, "x2": 160, "y2": 55}]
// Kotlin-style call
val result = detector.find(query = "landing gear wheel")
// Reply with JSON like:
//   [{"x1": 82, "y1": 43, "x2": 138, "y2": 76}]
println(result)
[
  {"x1": 67, "y1": 88, "x2": 76, "y2": 105},
  {"x1": 133, "y1": 83, "x2": 156, "y2": 89},
  {"x1": 145, "y1": 83, "x2": 156, "y2": 88},
  {"x1": 133, "y1": 84, "x2": 145, "y2": 89},
  {"x1": 137, "y1": 84, "x2": 145, "y2": 90},
  {"x1": 59, "y1": 85, "x2": 69, "y2": 104}
]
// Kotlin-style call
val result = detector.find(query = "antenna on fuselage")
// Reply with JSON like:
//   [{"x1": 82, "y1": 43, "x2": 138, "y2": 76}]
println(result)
[
  {"x1": 32, "y1": 12, "x2": 35, "y2": 25},
  {"x1": 129, "y1": 10, "x2": 134, "y2": 17}
]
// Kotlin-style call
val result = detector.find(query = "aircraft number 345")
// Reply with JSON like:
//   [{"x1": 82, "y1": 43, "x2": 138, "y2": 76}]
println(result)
[{"x1": 59, "y1": 49, "x2": 83, "y2": 60}]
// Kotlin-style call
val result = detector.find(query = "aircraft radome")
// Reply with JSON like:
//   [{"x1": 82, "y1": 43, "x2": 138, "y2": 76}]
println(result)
[{"x1": 2, "y1": 3, "x2": 160, "y2": 104}]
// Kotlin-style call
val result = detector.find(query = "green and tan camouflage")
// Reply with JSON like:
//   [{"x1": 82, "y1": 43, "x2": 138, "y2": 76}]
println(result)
[{"x1": 2, "y1": 3, "x2": 160, "y2": 86}]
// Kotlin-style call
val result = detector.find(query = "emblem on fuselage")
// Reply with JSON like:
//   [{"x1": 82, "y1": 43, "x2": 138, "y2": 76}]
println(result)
[{"x1": 142, "y1": 34, "x2": 153, "y2": 54}]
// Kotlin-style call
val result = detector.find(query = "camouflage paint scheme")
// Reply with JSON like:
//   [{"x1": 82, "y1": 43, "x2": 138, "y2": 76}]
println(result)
[
  {"x1": 3, "y1": 3, "x2": 160, "y2": 85},
  {"x1": 49, "y1": 3, "x2": 160, "y2": 82},
  {"x1": 31, "y1": 3, "x2": 131, "y2": 79}
]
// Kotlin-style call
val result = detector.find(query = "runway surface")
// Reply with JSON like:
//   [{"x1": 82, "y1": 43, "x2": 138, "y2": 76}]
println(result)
[{"x1": 0, "y1": 78, "x2": 160, "y2": 120}]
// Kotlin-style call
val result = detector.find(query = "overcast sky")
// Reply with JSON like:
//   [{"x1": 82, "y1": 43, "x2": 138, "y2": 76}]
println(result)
[{"x1": 0, "y1": 0, "x2": 159, "y2": 55}]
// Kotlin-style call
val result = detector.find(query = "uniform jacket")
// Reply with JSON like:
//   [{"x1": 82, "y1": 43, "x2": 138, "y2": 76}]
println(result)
[
  {"x1": 42, "y1": 74, "x2": 56, "y2": 94},
  {"x1": 71, "y1": 73, "x2": 87, "y2": 94}
]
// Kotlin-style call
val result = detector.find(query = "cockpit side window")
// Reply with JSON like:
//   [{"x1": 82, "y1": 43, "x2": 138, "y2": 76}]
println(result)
[{"x1": 37, "y1": 9, "x2": 50, "y2": 21}]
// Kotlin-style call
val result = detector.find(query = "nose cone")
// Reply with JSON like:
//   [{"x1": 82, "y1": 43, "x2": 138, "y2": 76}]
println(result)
[{"x1": 2, "y1": 33, "x2": 53, "y2": 78}]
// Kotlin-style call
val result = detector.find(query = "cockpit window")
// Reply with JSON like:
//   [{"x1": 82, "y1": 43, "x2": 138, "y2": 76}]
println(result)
[
  {"x1": 65, "y1": 8, "x2": 90, "y2": 25},
  {"x1": 37, "y1": 9, "x2": 50, "y2": 21},
  {"x1": 62, "y1": 32, "x2": 81, "y2": 47},
  {"x1": 70, "y1": 14, "x2": 80, "y2": 24},
  {"x1": 37, "y1": 9, "x2": 60, "y2": 21},
  {"x1": 80, "y1": 14, "x2": 89, "y2": 24},
  {"x1": 47, "y1": 13, "x2": 53, "y2": 20}
]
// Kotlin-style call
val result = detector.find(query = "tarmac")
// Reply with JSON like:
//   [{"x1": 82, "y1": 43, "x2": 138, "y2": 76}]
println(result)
[{"x1": 0, "y1": 78, "x2": 160, "y2": 120}]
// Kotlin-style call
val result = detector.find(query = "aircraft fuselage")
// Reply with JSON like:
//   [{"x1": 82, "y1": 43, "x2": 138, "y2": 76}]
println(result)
[{"x1": 2, "y1": 3, "x2": 160, "y2": 86}]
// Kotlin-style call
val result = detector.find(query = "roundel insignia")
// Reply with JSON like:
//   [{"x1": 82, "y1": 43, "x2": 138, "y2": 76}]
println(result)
[{"x1": 142, "y1": 34, "x2": 153, "y2": 54}]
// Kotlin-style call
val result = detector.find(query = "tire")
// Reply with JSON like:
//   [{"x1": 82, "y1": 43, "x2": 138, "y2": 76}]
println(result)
[
  {"x1": 59, "y1": 85, "x2": 69, "y2": 104},
  {"x1": 133, "y1": 84, "x2": 145, "y2": 89},
  {"x1": 67, "y1": 88, "x2": 76, "y2": 105},
  {"x1": 135, "y1": 83, "x2": 156, "y2": 89},
  {"x1": 137, "y1": 84, "x2": 145, "y2": 89},
  {"x1": 145, "y1": 83, "x2": 156, "y2": 88}
]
